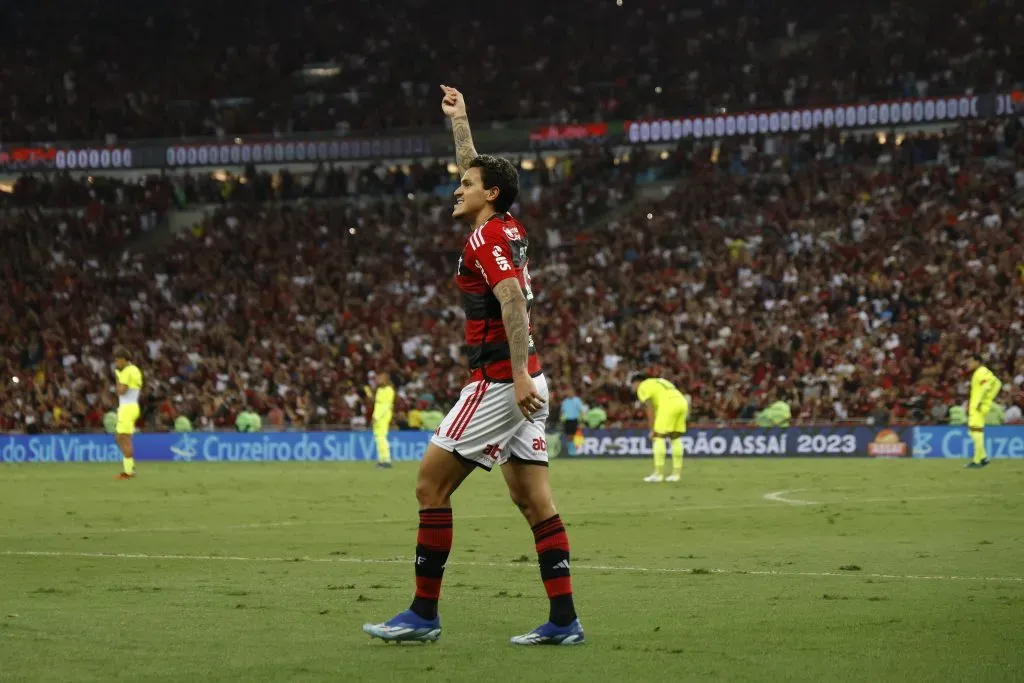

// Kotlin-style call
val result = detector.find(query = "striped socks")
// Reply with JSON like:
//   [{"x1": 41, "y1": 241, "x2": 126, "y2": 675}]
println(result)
[
  {"x1": 532, "y1": 514, "x2": 577, "y2": 626},
  {"x1": 410, "y1": 508, "x2": 452, "y2": 620},
  {"x1": 408, "y1": 509, "x2": 577, "y2": 626}
]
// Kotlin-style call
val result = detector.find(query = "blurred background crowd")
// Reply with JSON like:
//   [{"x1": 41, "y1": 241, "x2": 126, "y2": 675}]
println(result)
[
  {"x1": 1, "y1": 0, "x2": 1022, "y2": 434},
  {"x1": 3, "y1": 0, "x2": 1019, "y2": 141}
]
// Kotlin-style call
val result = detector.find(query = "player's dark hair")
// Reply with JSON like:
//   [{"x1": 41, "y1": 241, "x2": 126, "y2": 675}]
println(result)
[
  {"x1": 113, "y1": 346, "x2": 130, "y2": 360},
  {"x1": 971, "y1": 353, "x2": 983, "y2": 362},
  {"x1": 630, "y1": 373, "x2": 649, "y2": 384},
  {"x1": 469, "y1": 155, "x2": 519, "y2": 214}
]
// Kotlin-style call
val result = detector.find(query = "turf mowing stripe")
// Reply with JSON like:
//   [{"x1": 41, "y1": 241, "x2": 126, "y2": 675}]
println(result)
[
  {"x1": 3, "y1": 492, "x2": 993, "y2": 539},
  {"x1": 3, "y1": 549, "x2": 1022, "y2": 584}
]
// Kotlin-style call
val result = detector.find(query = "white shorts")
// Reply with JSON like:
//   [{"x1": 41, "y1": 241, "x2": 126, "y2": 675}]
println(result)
[{"x1": 430, "y1": 374, "x2": 550, "y2": 471}]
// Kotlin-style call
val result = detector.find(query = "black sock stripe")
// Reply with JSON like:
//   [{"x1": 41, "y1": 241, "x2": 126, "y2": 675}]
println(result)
[
  {"x1": 414, "y1": 546, "x2": 450, "y2": 577},
  {"x1": 531, "y1": 514, "x2": 562, "y2": 532},
  {"x1": 549, "y1": 594, "x2": 577, "y2": 627},
  {"x1": 419, "y1": 507, "x2": 453, "y2": 514},
  {"x1": 538, "y1": 548, "x2": 571, "y2": 580},
  {"x1": 538, "y1": 549, "x2": 570, "y2": 563},
  {"x1": 415, "y1": 545, "x2": 450, "y2": 555},
  {"x1": 533, "y1": 526, "x2": 567, "y2": 542},
  {"x1": 418, "y1": 523, "x2": 454, "y2": 529},
  {"x1": 533, "y1": 518, "x2": 564, "y2": 531}
]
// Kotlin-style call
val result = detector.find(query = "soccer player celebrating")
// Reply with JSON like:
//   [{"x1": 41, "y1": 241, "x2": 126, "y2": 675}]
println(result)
[
  {"x1": 362, "y1": 86, "x2": 583, "y2": 646},
  {"x1": 372, "y1": 371, "x2": 395, "y2": 468},
  {"x1": 965, "y1": 354, "x2": 1003, "y2": 468},
  {"x1": 112, "y1": 347, "x2": 143, "y2": 479},
  {"x1": 631, "y1": 374, "x2": 689, "y2": 482}
]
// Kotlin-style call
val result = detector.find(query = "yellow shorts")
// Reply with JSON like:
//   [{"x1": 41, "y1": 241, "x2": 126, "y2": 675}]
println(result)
[
  {"x1": 116, "y1": 404, "x2": 140, "y2": 435},
  {"x1": 654, "y1": 400, "x2": 688, "y2": 435}
]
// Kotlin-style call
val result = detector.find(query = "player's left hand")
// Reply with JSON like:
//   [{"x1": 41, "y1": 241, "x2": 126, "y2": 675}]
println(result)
[
  {"x1": 649, "y1": 431, "x2": 657, "y2": 441},
  {"x1": 513, "y1": 372, "x2": 544, "y2": 419}
]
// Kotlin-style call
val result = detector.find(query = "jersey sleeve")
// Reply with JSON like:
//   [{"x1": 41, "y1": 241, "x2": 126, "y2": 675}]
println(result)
[
  {"x1": 987, "y1": 376, "x2": 1003, "y2": 403},
  {"x1": 129, "y1": 367, "x2": 143, "y2": 389},
  {"x1": 636, "y1": 380, "x2": 654, "y2": 403},
  {"x1": 468, "y1": 225, "x2": 520, "y2": 289}
]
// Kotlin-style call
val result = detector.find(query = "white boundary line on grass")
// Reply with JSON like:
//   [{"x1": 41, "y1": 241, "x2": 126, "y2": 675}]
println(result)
[
  {"x1": 0, "y1": 493, "x2": 993, "y2": 539},
  {"x1": 762, "y1": 491, "x2": 986, "y2": 506},
  {"x1": 763, "y1": 489, "x2": 819, "y2": 505},
  {"x1": 2, "y1": 549, "x2": 1023, "y2": 584}
]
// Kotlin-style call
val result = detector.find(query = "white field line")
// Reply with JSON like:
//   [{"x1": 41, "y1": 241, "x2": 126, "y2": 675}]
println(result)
[
  {"x1": 0, "y1": 493, "x2": 994, "y2": 539},
  {"x1": 763, "y1": 491, "x2": 986, "y2": 506},
  {"x1": 763, "y1": 489, "x2": 819, "y2": 505},
  {"x1": 2, "y1": 549, "x2": 1022, "y2": 584}
]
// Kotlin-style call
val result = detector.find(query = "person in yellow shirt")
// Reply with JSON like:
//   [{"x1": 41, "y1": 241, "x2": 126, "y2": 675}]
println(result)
[
  {"x1": 407, "y1": 400, "x2": 425, "y2": 430},
  {"x1": 631, "y1": 373, "x2": 689, "y2": 482},
  {"x1": 726, "y1": 237, "x2": 746, "y2": 263},
  {"x1": 372, "y1": 372, "x2": 396, "y2": 468},
  {"x1": 113, "y1": 347, "x2": 144, "y2": 479},
  {"x1": 965, "y1": 354, "x2": 1002, "y2": 468}
]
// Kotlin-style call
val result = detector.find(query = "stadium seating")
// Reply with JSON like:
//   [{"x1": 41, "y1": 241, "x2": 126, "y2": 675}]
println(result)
[
  {"x1": 3, "y1": 123, "x2": 1022, "y2": 433},
  {"x1": 1, "y1": 0, "x2": 1019, "y2": 142}
]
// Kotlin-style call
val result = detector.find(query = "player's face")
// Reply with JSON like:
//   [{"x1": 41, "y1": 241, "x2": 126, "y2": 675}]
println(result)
[
  {"x1": 452, "y1": 167, "x2": 492, "y2": 220},
  {"x1": 115, "y1": 358, "x2": 126, "y2": 369}
]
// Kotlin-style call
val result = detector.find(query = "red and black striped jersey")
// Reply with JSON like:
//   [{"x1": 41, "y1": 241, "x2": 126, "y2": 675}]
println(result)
[{"x1": 456, "y1": 212, "x2": 542, "y2": 383}]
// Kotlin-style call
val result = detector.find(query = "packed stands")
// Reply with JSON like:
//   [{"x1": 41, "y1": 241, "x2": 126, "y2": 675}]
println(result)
[
  {"x1": 0, "y1": 145, "x2": 646, "y2": 432},
  {"x1": 3, "y1": 120, "x2": 1023, "y2": 433},
  {"x1": 2, "y1": 0, "x2": 1019, "y2": 142}
]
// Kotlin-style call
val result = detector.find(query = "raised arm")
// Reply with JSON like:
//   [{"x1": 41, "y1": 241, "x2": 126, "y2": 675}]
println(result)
[{"x1": 440, "y1": 85, "x2": 479, "y2": 175}]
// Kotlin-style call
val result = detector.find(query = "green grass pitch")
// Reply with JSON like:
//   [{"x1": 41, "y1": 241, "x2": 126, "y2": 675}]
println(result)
[{"x1": 1, "y1": 458, "x2": 1023, "y2": 682}]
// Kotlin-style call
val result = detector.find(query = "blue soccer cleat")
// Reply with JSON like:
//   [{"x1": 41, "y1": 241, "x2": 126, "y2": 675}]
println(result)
[
  {"x1": 510, "y1": 619, "x2": 585, "y2": 645},
  {"x1": 363, "y1": 610, "x2": 441, "y2": 643}
]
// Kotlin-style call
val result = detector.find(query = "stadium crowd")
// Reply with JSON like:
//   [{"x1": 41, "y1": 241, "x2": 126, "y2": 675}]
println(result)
[
  {"x1": 2, "y1": 156, "x2": 552, "y2": 210},
  {"x1": 1, "y1": 0, "x2": 1019, "y2": 142},
  {"x1": 2, "y1": 120, "x2": 1023, "y2": 434}
]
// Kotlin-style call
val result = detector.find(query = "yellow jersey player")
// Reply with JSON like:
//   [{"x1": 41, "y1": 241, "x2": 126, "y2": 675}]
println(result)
[
  {"x1": 965, "y1": 354, "x2": 1002, "y2": 468},
  {"x1": 631, "y1": 373, "x2": 689, "y2": 482},
  {"x1": 372, "y1": 372, "x2": 396, "y2": 469},
  {"x1": 113, "y1": 347, "x2": 143, "y2": 479}
]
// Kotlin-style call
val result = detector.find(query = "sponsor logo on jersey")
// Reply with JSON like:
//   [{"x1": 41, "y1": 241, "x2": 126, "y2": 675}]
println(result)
[{"x1": 492, "y1": 246, "x2": 511, "y2": 271}]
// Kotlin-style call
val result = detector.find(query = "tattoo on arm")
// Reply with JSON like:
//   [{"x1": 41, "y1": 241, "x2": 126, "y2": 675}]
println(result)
[
  {"x1": 452, "y1": 115, "x2": 478, "y2": 174},
  {"x1": 493, "y1": 278, "x2": 530, "y2": 374}
]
